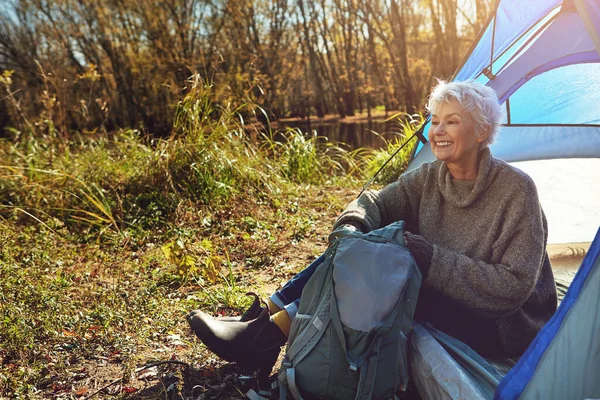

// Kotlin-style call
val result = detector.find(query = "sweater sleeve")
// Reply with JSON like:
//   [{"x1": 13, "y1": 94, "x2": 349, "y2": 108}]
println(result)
[
  {"x1": 424, "y1": 175, "x2": 547, "y2": 318},
  {"x1": 332, "y1": 167, "x2": 426, "y2": 232}
]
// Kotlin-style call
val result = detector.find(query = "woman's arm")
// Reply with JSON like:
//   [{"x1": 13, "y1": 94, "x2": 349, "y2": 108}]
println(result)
[{"x1": 332, "y1": 166, "x2": 427, "y2": 232}]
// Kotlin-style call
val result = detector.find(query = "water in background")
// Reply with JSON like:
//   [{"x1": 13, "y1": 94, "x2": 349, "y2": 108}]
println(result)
[{"x1": 280, "y1": 118, "x2": 406, "y2": 150}]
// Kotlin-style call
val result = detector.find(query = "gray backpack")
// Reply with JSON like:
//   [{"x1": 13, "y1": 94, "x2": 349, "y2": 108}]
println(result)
[{"x1": 278, "y1": 221, "x2": 422, "y2": 399}]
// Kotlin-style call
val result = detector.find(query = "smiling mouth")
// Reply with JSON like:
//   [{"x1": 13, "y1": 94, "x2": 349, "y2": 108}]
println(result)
[{"x1": 435, "y1": 141, "x2": 453, "y2": 147}]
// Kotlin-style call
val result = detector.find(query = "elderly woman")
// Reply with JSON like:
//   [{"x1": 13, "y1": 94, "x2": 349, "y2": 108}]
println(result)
[{"x1": 187, "y1": 80, "x2": 557, "y2": 380}]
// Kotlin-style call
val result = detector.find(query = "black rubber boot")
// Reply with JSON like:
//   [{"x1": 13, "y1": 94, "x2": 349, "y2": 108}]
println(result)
[
  {"x1": 186, "y1": 307, "x2": 287, "y2": 376},
  {"x1": 188, "y1": 292, "x2": 264, "y2": 323}
]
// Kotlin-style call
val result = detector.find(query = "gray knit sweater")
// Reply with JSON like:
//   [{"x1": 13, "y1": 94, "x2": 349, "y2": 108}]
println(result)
[{"x1": 334, "y1": 148, "x2": 557, "y2": 358}]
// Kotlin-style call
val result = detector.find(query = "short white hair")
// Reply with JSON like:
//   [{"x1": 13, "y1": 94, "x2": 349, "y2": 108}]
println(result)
[{"x1": 426, "y1": 80, "x2": 503, "y2": 147}]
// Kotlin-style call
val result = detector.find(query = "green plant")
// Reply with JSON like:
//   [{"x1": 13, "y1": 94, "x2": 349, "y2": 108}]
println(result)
[
  {"x1": 190, "y1": 255, "x2": 253, "y2": 314},
  {"x1": 0, "y1": 165, "x2": 120, "y2": 234},
  {"x1": 356, "y1": 113, "x2": 425, "y2": 184},
  {"x1": 281, "y1": 128, "x2": 322, "y2": 183},
  {"x1": 67, "y1": 177, "x2": 119, "y2": 233},
  {"x1": 261, "y1": 127, "x2": 350, "y2": 184},
  {"x1": 169, "y1": 75, "x2": 282, "y2": 204},
  {"x1": 162, "y1": 238, "x2": 198, "y2": 279}
]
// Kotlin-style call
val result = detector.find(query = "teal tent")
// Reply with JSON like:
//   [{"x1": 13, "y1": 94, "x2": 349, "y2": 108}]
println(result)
[{"x1": 407, "y1": 0, "x2": 600, "y2": 398}]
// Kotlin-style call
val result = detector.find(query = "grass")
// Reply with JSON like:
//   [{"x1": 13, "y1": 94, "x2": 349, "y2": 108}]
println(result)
[
  {"x1": 0, "y1": 74, "x2": 417, "y2": 398},
  {"x1": 352, "y1": 112, "x2": 424, "y2": 185},
  {"x1": 0, "y1": 187, "x2": 354, "y2": 399}
]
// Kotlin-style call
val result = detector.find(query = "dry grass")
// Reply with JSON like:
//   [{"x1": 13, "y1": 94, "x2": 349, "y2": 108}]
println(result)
[{"x1": 0, "y1": 184, "x2": 357, "y2": 399}]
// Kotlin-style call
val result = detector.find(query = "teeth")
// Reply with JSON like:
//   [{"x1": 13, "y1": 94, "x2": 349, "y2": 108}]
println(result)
[{"x1": 437, "y1": 141, "x2": 452, "y2": 146}]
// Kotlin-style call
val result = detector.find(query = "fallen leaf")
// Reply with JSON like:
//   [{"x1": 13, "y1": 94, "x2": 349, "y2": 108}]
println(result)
[
  {"x1": 75, "y1": 387, "x2": 88, "y2": 396},
  {"x1": 166, "y1": 334, "x2": 184, "y2": 346},
  {"x1": 51, "y1": 382, "x2": 68, "y2": 392},
  {"x1": 123, "y1": 386, "x2": 138, "y2": 394},
  {"x1": 108, "y1": 350, "x2": 121, "y2": 358}
]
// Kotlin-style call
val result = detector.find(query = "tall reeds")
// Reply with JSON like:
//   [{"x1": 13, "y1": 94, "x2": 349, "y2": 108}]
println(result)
[{"x1": 0, "y1": 74, "x2": 364, "y2": 235}]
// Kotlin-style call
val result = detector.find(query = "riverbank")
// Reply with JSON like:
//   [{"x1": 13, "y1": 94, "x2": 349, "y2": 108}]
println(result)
[{"x1": 277, "y1": 109, "x2": 400, "y2": 126}]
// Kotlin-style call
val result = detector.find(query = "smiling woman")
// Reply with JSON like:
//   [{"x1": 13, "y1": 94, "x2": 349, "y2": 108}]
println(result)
[
  {"x1": 427, "y1": 82, "x2": 503, "y2": 180},
  {"x1": 429, "y1": 102, "x2": 483, "y2": 179},
  {"x1": 186, "y1": 80, "x2": 557, "y2": 397}
]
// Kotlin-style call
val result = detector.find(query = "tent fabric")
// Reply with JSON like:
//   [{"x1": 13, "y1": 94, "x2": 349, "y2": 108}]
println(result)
[
  {"x1": 410, "y1": 323, "x2": 503, "y2": 400},
  {"x1": 490, "y1": 11, "x2": 599, "y2": 102},
  {"x1": 455, "y1": 0, "x2": 561, "y2": 83},
  {"x1": 574, "y1": 0, "x2": 600, "y2": 55},
  {"x1": 494, "y1": 227, "x2": 600, "y2": 400},
  {"x1": 500, "y1": 64, "x2": 600, "y2": 126},
  {"x1": 413, "y1": 0, "x2": 600, "y2": 162}
]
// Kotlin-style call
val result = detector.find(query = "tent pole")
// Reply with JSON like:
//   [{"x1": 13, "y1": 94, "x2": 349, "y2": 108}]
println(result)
[
  {"x1": 450, "y1": 0, "x2": 502, "y2": 81},
  {"x1": 356, "y1": 128, "x2": 427, "y2": 199},
  {"x1": 573, "y1": 0, "x2": 600, "y2": 56}
]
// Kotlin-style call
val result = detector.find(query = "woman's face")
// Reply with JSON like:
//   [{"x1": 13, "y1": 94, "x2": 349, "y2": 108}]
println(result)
[{"x1": 428, "y1": 100, "x2": 487, "y2": 171}]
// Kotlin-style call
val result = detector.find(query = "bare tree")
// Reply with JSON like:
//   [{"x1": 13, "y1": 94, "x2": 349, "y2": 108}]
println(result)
[{"x1": 0, "y1": 0, "x2": 489, "y2": 136}]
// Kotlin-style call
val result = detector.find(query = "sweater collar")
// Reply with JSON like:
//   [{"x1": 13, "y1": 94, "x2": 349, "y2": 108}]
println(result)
[{"x1": 438, "y1": 147, "x2": 494, "y2": 208}]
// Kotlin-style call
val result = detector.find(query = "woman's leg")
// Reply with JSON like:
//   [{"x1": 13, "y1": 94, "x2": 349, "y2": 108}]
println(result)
[
  {"x1": 268, "y1": 253, "x2": 326, "y2": 314},
  {"x1": 186, "y1": 252, "x2": 326, "y2": 377},
  {"x1": 264, "y1": 253, "x2": 325, "y2": 336}
]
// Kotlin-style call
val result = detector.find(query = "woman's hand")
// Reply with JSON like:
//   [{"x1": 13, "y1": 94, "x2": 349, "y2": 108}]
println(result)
[
  {"x1": 403, "y1": 231, "x2": 433, "y2": 279},
  {"x1": 327, "y1": 222, "x2": 364, "y2": 244}
]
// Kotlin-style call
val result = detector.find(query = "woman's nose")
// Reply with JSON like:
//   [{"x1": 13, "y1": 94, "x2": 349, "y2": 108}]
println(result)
[{"x1": 428, "y1": 124, "x2": 443, "y2": 140}]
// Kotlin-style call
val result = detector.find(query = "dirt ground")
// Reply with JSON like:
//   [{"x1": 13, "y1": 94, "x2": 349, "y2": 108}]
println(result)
[{"x1": 71, "y1": 187, "x2": 358, "y2": 400}]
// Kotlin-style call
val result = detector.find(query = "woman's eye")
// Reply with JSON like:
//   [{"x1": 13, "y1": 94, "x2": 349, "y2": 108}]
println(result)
[{"x1": 431, "y1": 121, "x2": 439, "y2": 126}]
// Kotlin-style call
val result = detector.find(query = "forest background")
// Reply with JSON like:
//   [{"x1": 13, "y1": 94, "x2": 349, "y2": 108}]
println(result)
[
  {"x1": 0, "y1": 0, "x2": 493, "y2": 398},
  {"x1": 0, "y1": 0, "x2": 494, "y2": 134}
]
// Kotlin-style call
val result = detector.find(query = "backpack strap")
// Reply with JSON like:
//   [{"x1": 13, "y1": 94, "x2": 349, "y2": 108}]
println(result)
[
  {"x1": 286, "y1": 284, "x2": 332, "y2": 362},
  {"x1": 284, "y1": 366, "x2": 304, "y2": 400},
  {"x1": 279, "y1": 284, "x2": 333, "y2": 399},
  {"x1": 246, "y1": 388, "x2": 270, "y2": 400},
  {"x1": 354, "y1": 337, "x2": 381, "y2": 400}
]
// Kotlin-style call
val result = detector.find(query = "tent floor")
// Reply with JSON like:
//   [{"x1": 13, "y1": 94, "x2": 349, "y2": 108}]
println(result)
[{"x1": 549, "y1": 242, "x2": 589, "y2": 302}]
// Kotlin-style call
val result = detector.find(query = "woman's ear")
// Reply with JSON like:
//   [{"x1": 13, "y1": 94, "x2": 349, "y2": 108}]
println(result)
[{"x1": 476, "y1": 131, "x2": 489, "y2": 144}]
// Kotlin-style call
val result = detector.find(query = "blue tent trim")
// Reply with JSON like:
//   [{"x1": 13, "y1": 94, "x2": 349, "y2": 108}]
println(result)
[{"x1": 494, "y1": 226, "x2": 600, "y2": 400}]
